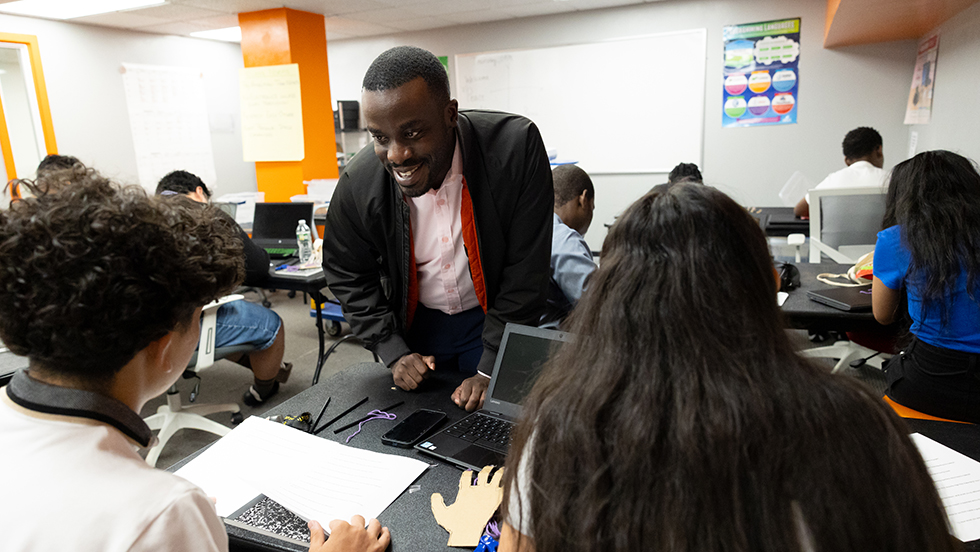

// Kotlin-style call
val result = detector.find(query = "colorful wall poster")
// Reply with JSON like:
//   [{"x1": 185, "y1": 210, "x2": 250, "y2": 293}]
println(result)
[
  {"x1": 722, "y1": 18, "x2": 800, "y2": 128},
  {"x1": 904, "y1": 35, "x2": 939, "y2": 125}
]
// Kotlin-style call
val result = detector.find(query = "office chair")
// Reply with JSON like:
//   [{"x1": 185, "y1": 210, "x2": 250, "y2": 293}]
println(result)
[
  {"x1": 144, "y1": 295, "x2": 255, "y2": 467},
  {"x1": 808, "y1": 186, "x2": 887, "y2": 264},
  {"x1": 802, "y1": 185, "x2": 894, "y2": 373}
]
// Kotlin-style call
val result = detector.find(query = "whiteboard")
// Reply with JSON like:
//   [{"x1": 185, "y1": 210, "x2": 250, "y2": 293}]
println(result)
[{"x1": 455, "y1": 30, "x2": 707, "y2": 174}]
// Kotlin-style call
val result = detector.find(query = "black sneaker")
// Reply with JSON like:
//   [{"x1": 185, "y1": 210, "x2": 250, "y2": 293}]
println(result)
[{"x1": 243, "y1": 381, "x2": 279, "y2": 407}]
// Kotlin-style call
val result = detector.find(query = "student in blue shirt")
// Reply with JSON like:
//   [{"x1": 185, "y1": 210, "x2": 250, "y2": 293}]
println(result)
[
  {"x1": 873, "y1": 150, "x2": 980, "y2": 422},
  {"x1": 540, "y1": 164, "x2": 597, "y2": 329}
]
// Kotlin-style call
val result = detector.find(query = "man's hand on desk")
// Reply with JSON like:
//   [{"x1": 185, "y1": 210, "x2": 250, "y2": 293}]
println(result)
[
  {"x1": 308, "y1": 517, "x2": 390, "y2": 552},
  {"x1": 453, "y1": 374, "x2": 489, "y2": 412},
  {"x1": 391, "y1": 353, "x2": 435, "y2": 391}
]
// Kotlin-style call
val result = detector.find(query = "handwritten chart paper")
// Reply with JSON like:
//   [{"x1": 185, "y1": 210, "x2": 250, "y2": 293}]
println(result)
[
  {"x1": 911, "y1": 433, "x2": 980, "y2": 541},
  {"x1": 121, "y1": 63, "x2": 217, "y2": 192},
  {"x1": 239, "y1": 64, "x2": 304, "y2": 162},
  {"x1": 177, "y1": 417, "x2": 428, "y2": 523}
]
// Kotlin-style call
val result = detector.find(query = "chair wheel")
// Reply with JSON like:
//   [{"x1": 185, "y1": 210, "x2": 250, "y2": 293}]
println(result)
[
  {"x1": 262, "y1": 300, "x2": 271, "y2": 308},
  {"x1": 327, "y1": 321, "x2": 342, "y2": 336},
  {"x1": 231, "y1": 412, "x2": 244, "y2": 425},
  {"x1": 287, "y1": 290, "x2": 296, "y2": 299}
]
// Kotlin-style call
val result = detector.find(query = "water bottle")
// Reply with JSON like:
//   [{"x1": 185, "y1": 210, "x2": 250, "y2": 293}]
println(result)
[{"x1": 296, "y1": 219, "x2": 313, "y2": 264}]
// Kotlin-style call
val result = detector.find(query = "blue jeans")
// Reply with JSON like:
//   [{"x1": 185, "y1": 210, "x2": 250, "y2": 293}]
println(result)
[{"x1": 212, "y1": 300, "x2": 281, "y2": 351}]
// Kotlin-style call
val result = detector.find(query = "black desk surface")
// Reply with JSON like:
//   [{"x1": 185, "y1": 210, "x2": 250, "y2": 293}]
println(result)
[
  {"x1": 747, "y1": 206, "x2": 810, "y2": 237},
  {"x1": 780, "y1": 262, "x2": 881, "y2": 333},
  {"x1": 174, "y1": 362, "x2": 472, "y2": 552},
  {"x1": 177, "y1": 361, "x2": 980, "y2": 551}
]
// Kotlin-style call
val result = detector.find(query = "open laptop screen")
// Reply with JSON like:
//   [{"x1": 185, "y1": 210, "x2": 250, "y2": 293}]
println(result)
[
  {"x1": 488, "y1": 331, "x2": 563, "y2": 406},
  {"x1": 252, "y1": 203, "x2": 314, "y2": 244}
]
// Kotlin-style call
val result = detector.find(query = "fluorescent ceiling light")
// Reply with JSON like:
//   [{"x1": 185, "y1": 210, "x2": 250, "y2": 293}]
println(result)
[
  {"x1": 190, "y1": 27, "x2": 242, "y2": 43},
  {"x1": 0, "y1": 0, "x2": 166, "y2": 20}
]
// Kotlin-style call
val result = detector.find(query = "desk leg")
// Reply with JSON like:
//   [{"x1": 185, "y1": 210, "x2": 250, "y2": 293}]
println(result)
[{"x1": 312, "y1": 290, "x2": 326, "y2": 386}]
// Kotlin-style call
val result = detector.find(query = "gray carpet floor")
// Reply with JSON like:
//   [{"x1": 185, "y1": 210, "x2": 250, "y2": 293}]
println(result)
[{"x1": 139, "y1": 292, "x2": 888, "y2": 470}]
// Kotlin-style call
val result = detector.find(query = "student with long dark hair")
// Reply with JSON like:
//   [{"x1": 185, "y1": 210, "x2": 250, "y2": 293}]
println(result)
[
  {"x1": 874, "y1": 150, "x2": 980, "y2": 422},
  {"x1": 500, "y1": 184, "x2": 958, "y2": 552}
]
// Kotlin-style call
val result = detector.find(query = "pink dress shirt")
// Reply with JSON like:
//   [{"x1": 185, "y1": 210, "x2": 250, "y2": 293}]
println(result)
[{"x1": 407, "y1": 140, "x2": 480, "y2": 315}]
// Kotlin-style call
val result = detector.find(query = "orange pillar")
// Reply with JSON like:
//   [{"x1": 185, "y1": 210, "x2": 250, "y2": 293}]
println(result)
[{"x1": 239, "y1": 8, "x2": 338, "y2": 202}]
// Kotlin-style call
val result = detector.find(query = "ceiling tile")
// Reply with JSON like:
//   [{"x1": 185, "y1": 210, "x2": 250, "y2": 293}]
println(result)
[
  {"x1": 500, "y1": 2, "x2": 576, "y2": 18},
  {"x1": 566, "y1": 0, "x2": 644, "y2": 10},
  {"x1": 385, "y1": 16, "x2": 454, "y2": 31},
  {"x1": 169, "y1": 0, "x2": 281, "y2": 14},
  {"x1": 285, "y1": 0, "x2": 395, "y2": 16},
  {"x1": 347, "y1": 6, "x2": 424, "y2": 24},
  {"x1": 138, "y1": 20, "x2": 214, "y2": 35},
  {"x1": 322, "y1": 16, "x2": 399, "y2": 36},
  {"x1": 130, "y1": 3, "x2": 227, "y2": 20},
  {"x1": 187, "y1": 13, "x2": 241, "y2": 28},
  {"x1": 70, "y1": 11, "x2": 169, "y2": 28},
  {"x1": 325, "y1": 31, "x2": 355, "y2": 40},
  {"x1": 410, "y1": 0, "x2": 493, "y2": 15},
  {"x1": 438, "y1": 9, "x2": 512, "y2": 25}
]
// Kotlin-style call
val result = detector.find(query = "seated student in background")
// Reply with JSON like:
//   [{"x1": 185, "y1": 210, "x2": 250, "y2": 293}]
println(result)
[
  {"x1": 540, "y1": 164, "x2": 597, "y2": 329},
  {"x1": 794, "y1": 126, "x2": 886, "y2": 217},
  {"x1": 501, "y1": 184, "x2": 957, "y2": 552},
  {"x1": 3, "y1": 153, "x2": 81, "y2": 202},
  {"x1": 156, "y1": 170, "x2": 290, "y2": 407},
  {"x1": 874, "y1": 150, "x2": 980, "y2": 423},
  {"x1": 0, "y1": 168, "x2": 390, "y2": 552},
  {"x1": 650, "y1": 161, "x2": 702, "y2": 193}
]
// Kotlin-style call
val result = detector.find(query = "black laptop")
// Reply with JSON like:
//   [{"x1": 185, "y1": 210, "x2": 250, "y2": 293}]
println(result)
[
  {"x1": 251, "y1": 202, "x2": 314, "y2": 259},
  {"x1": 415, "y1": 323, "x2": 573, "y2": 470},
  {"x1": 806, "y1": 285, "x2": 874, "y2": 312}
]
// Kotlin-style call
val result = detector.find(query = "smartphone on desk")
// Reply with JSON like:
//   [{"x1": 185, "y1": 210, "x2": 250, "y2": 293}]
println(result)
[{"x1": 381, "y1": 409, "x2": 446, "y2": 448}]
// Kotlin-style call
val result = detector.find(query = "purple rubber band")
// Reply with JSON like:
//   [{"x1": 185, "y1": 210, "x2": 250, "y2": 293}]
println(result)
[
  {"x1": 345, "y1": 410, "x2": 397, "y2": 443},
  {"x1": 485, "y1": 520, "x2": 501, "y2": 539}
]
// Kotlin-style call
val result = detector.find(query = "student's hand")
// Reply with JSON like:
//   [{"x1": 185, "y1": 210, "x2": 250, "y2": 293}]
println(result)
[
  {"x1": 391, "y1": 353, "x2": 435, "y2": 391},
  {"x1": 452, "y1": 374, "x2": 489, "y2": 411},
  {"x1": 308, "y1": 517, "x2": 390, "y2": 552}
]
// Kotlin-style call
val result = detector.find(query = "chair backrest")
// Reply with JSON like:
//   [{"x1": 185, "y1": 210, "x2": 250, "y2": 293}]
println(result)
[
  {"x1": 809, "y1": 186, "x2": 887, "y2": 264},
  {"x1": 189, "y1": 294, "x2": 246, "y2": 372}
]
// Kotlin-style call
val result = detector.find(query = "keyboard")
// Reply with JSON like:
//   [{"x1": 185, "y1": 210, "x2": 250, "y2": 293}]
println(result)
[
  {"x1": 265, "y1": 247, "x2": 297, "y2": 259},
  {"x1": 442, "y1": 412, "x2": 514, "y2": 453}
]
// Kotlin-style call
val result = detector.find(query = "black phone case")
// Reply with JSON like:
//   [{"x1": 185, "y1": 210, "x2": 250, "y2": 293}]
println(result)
[{"x1": 381, "y1": 409, "x2": 446, "y2": 448}]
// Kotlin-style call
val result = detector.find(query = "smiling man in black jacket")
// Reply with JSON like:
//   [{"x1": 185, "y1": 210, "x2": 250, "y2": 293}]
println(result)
[{"x1": 322, "y1": 46, "x2": 553, "y2": 412}]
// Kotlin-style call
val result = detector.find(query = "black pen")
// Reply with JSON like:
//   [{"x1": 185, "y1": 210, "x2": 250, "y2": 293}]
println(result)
[
  {"x1": 309, "y1": 396, "x2": 331, "y2": 434},
  {"x1": 333, "y1": 401, "x2": 405, "y2": 434},
  {"x1": 313, "y1": 396, "x2": 368, "y2": 435}
]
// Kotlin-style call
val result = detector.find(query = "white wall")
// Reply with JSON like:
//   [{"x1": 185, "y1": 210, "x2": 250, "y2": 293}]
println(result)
[
  {"x1": 911, "y1": 1, "x2": 980, "y2": 161},
  {"x1": 326, "y1": 0, "x2": 920, "y2": 250},
  {"x1": 0, "y1": 14, "x2": 256, "y2": 195}
]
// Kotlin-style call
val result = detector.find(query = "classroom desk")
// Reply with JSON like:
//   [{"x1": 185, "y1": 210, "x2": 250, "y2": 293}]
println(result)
[
  {"x1": 175, "y1": 361, "x2": 980, "y2": 552},
  {"x1": 780, "y1": 262, "x2": 882, "y2": 333},
  {"x1": 175, "y1": 361, "x2": 472, "y2": 552},
  {"x1": 265, "y1": 267, "x2": 332, "y2": 378},
  {"x1": 747, "y1": 206, "x2": 810, "y2": 237}
]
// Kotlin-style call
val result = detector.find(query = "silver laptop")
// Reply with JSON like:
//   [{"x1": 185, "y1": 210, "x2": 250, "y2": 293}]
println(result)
[{"x1": 415, "y1": 323, "x2": 573, "y2": 470}]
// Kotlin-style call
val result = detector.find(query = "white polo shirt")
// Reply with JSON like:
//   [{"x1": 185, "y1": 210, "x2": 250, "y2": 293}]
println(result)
[
  {"x1": 805, "y1": 160, "x2": 887, "y2": 203},
  {"x1": 0, "y1": 371, "x2": 228, "y2": 552}
]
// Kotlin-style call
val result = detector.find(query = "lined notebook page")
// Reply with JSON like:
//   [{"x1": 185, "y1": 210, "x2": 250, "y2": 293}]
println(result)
[
  {"x1": 911, "y1": 433, "x2": 980, "y2": 542},
  {"x1": 177, "y1": 416, "x2": 429, "y2": 523}
]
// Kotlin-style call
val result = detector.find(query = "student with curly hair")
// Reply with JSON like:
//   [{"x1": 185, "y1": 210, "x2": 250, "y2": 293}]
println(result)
[
  {"x1": 875, "y1": 150, "x2": 980, "y2": 422},
  {"x1": 0, "y1": 167, "x2": 390, "y2": 552},
  {"x1": 501, "y1": 184, "x2": 958, "y2": 552}
]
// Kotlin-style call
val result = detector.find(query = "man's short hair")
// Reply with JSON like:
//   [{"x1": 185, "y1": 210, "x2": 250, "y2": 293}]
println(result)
[
  {"x1": 842, "y1": 127, "x2": 882, "y2": 160},
  {"x1": 668, "y1": 162, "x2": 702, "y2": 184},
  {"x1": 0, "y1": 166, "x2": 244, "y2": 381},
  {"x1": 553, "y1": 164, "x2": 595, "y2": 208},
  {"x1": 157, "y1": 170, "x2": 211, "y2": 198},
  {"x1": 362, "y1": 46, "x2": 450, "y2": 103},
  {"x1": 37, "y1": 154, "x2": 81, "y2": 176}
]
